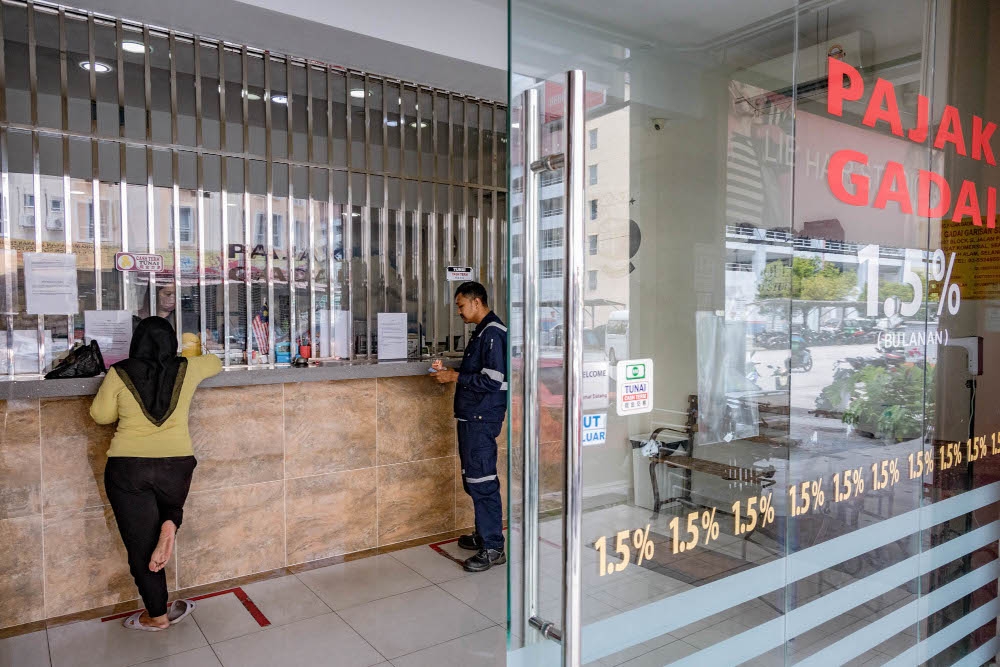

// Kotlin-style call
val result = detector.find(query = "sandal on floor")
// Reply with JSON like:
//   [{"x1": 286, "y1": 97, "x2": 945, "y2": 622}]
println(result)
[
  {"x1": 167, "y1": 599, "x2": 196, "y2": 625},
  {"x1": 123, "y1": 611, "x2": 166, "y2": 632}
]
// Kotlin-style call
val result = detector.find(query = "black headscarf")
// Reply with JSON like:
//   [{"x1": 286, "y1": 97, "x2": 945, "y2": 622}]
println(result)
[{"x1": 112, "y1": 316, "x2": 187, "y2": 426}]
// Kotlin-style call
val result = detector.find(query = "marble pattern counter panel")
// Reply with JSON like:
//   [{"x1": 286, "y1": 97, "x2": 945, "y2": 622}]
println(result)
[
  {"x1": 40, "y1": 398, "x2": 115, "y2": 513},
  {"x1": 0, "y1": 400, "x2": 41, "y2": 520},
  {"x1": 283, "y1": 379, "x2": 377, "y2": 478},
  {"x1": 189, "y1": 385, "x2": 284, "y2": 493},
  {"x1": 0, "y1": 516, "x2": 44, "y2": 628}
]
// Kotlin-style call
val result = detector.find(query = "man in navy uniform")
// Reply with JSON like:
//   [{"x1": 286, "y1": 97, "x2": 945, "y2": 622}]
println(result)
[{"x1": 431, "y1": 281, "x2": 507, "y2": 572}]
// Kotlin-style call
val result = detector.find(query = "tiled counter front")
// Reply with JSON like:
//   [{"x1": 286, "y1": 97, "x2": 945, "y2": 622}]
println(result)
[{"x1": 0, "y1": 375, "x2": 508, "y2": 629}]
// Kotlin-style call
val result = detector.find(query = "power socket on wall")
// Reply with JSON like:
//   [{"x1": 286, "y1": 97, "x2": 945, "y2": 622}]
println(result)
[{"x1": 948, "y1": 336, "x2": 983, "y2": 376}]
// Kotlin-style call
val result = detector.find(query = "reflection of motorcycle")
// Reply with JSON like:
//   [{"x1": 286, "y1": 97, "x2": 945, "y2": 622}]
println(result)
[
  {"x1": 767, "y1": 363, "x2": 789, "y2": 390},
  {"x1": 789, "y1": 336, "x2": 813, "y2": 372}
]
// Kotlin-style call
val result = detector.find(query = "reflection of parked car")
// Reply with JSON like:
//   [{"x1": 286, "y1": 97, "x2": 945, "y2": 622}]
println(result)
[
  {"x1": 789, "y1": 335, "x2": 813, "y2": 372},
  {"x1": 605, "y1": 311, "x2": 629, "y2": 365}
]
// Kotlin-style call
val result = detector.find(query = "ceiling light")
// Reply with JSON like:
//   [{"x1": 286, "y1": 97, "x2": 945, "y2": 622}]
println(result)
[
  {"x1": 386, "y1": 120, "x2": 399, "y2": 127},
  {"x1": 409, "y1": 121, "x2": 428, "y2": 129},
  {"x1": 71, "y1": 190, "x2": 86, "y2": 195},
  {"x1": 511, "y1": 122, "x2": 520, "y2": 129},
  {"x1": 350, "y1": 89, "x2": 365, "y2": 99},
  {"x1": 120, "y1": 41, "x2": 147, "y2": 54},
  {"x1": 80, "y1": 61, "x2": 112, "y2": 73},
  {"x1": 271, "y1": 94, "x2": 288, "y2": 105}
]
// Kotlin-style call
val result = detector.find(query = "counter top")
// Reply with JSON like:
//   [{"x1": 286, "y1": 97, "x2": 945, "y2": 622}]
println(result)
[{"x1": 0, "y1": 358, "x2": 461, "y2": 400}]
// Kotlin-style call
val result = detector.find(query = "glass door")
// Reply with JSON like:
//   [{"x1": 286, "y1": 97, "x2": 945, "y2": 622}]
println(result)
[{"x1": 509, "y1": 1, "x2": 1000, "y2": 665}]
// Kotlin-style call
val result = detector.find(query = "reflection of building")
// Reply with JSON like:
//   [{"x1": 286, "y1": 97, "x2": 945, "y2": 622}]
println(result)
[{"x1": 510, "y1": 102, "x2": 629, "y2": 341}]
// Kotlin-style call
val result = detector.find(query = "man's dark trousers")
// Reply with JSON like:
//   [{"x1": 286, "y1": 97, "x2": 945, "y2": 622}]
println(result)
[{"x1": 458, "y1": 420, "x2": 504, "y2": 551}]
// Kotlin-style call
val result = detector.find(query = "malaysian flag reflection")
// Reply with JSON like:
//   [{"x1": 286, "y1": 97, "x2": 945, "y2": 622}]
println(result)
[{"x1": 252, "y1": 303, "x2": 270, "y2": 354}]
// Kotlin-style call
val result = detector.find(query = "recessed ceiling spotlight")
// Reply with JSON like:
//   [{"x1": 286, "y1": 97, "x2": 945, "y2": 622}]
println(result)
[
  {"x1": 79, "y1": 61, "x2": 112, "y2": 73},
  {"x1": 120, "y1": 41, "x2": 148, "y2": 54}
]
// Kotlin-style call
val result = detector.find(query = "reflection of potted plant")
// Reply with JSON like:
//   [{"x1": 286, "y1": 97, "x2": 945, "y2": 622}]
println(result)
[{"x1": 829, "y1": 364, "x2": 934, "y2": 442}]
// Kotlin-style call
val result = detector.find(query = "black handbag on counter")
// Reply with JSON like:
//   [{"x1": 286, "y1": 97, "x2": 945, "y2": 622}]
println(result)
[{"x1": 44, "y1": 340, "x2": 106, "y2": 379}]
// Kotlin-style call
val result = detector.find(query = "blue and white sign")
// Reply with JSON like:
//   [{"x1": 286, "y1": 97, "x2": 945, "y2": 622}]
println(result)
[{"x1": 582, "y1": 412, "x2": 607, "y2": 446}]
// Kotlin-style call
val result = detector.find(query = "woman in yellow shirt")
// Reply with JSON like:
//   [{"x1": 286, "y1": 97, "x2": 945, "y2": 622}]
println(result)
[{"x1": 90, "y1": 316, "x2": 222, "y2": 631}]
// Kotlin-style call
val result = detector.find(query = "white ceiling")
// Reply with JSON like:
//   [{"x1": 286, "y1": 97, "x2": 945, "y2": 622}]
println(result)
[{"x1": 233, "y1": 0, "x2": 508, "y2": 70}]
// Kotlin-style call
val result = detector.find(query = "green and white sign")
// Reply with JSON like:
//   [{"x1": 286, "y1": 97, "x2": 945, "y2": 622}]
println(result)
[{"x1": 616, "y1": 358, "x2": 653, "y2": 415}]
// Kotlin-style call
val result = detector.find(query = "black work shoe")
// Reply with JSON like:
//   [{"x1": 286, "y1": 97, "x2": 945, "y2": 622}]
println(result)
[
  {"x1": 464, "y1": 548, "x2": 506, "y2": 572},
  {"x1": 457, "y1": 532, "x2": 483, "y2": 551}
]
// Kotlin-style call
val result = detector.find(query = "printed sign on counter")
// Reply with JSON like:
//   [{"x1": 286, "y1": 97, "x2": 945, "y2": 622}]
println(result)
[
  {"x1": 616, "y1": 358, "x2": 653, "y2": 415},
  {"x1": 115, "y1": 252, "x2": 164, "y2": 272},
  {"x1": 582, "y1": 413, "x2": 607, "y2": 446},
  {"x1": 24, "y1": 252, "x2": 78, "y2": 315},
  {"x1": 446, "y1": 266, "x2": 474, "y2": 281}
]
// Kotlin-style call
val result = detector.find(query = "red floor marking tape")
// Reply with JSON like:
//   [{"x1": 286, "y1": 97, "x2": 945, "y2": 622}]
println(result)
[
  {"x1": 101, "y1": 586, "x2": 270, "y2": 627},
  {"x1": 428, "y1": 537, "x2": 466, "y2": 565}
]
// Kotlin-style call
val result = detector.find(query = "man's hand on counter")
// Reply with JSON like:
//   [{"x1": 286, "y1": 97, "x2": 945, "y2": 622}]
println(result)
[{"x1": 430, "y1": 359, "x2": 459, "y2": 384}]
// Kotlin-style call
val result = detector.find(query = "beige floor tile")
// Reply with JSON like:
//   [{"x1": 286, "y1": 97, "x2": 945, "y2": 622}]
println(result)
[
  {"x1": 47, "y1": 616, "x2": 207, "y2": 667},
  {"x1": 296, "y1": 554, "x2": 431, "y2": 611},
  {"x1": 240, "y1": 576, "x2": 331, "y2": 628},
  {"x1": 338, "y1": 586, "x2": 494, "y2": 660},
  {"x1": 211, "y1": 613, "x2": 383, "y2": 667},
  {"x1": 389, "y1": 545, "x2": 470, "y2": 584},
  {"x1": 190, "y1": 593, "x2": 261, "y2": 645},
  {"x1": 390, "y1": 626, "x2": 505, "y2": 667},
  {"x1": 0, "y1": 630, "x2": 49, "y2": 667},
  {"x1": 129, "y1": 645, "x2": 222, "y2": 667},
  {"x1": 438, "y1": 566, "x2": 507, "y2": 625}
]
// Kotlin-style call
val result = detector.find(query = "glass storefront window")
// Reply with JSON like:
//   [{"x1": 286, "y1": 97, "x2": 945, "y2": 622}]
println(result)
[{"x1": 510, "y1": 0, "x2": 1000, "y2": 664}]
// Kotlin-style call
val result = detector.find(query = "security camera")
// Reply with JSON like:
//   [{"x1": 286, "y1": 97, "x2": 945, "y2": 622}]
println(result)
[{"x1": 651, "y1": 118, "x2": 667, "y2": 131}]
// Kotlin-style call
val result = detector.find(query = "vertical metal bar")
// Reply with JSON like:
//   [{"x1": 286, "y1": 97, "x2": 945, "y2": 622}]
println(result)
[
  {"x1": 382, "y1": 79, "x2": 389, "y2": 314},
  {"x1": 116, "y1": 20, "x2": 128, "y2": 314},
  {"x1": 88, "y1": 15, "x2": 102, "y2": 312},
  {"x1": 0, "y1": 1, "x2": 10, "y2": 377},
  {"x1": 264, "y1": 54, "x2": 275, "y2": 364},
  {"x1": 27, "y1": 3, "x2": 45, "y2": 373},
  {"x1": 326, "y1": 68, "x2": 334, "y2": 357},
  {"x1": 219, "y1": 47, "x2": 230, "y2": 366},
  {"x1": 242, "y1": 48, "x2": 252, "y2": 361},
  {"x1": 144, "y1": 27, "x2": 155, "y2": 318},
  {"x1": 84, "y1": 16, "x2": 103, "y2": 314},
  {"x1": 286, "y1": 58, "x2": 295, "y2": 359},
  {"x1": 363, "y1": 74, "x2": 372, "y2": 359},
  {"x1": 520, "y1": 87, "x2": 541, "y2": 645},
  {"x1": 345, "y1": 71, "x2": 354, "y2": 360},
  {"x1": 399, "y1": 86, "x2": 407, "y2": 325},
  {"x1": 306, "y1": 66, "x2": 316, "y2": 356},
  {"x1": 307, "y1": 167, "x2": 315, "y2": 357},
  {"x1": 492, "y1": 102, "x2": 499, "y2": 188},
  {"x1": 415, "y1": 88, "x2": 424, "y2": 356},
  {"x1": 59, "y1": 9, "x2": 73, "y2": 348},
  {"x1": 169, "y1": 32, "x2": 181, "y2": 347},
  {"x1": 195, "y1": 37, "x2": 207, "y2": 354},
  {"x1": 447, "y1": 93, "x2": 454, "y2": 351},
  {"x1": 430, "y1": 90, "x2": 438, "y2": 355},
  {"x1": 561, "y1": 69, "x2": 587, "y2": 667}
]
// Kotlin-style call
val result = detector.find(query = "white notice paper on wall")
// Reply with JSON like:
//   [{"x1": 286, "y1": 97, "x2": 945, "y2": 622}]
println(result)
[
  {"x1": 85, "y1": 310, "x2": 133, "y2": 368},
  {"x1": 24, "y1": 253, "x2": 78, "y2": 315},
  {"x1": 0, "y1": 330, "x2": 54, "y2": 374},
  {"x1": 377, "y1": 313, "x2": 408, "y2": 360}
]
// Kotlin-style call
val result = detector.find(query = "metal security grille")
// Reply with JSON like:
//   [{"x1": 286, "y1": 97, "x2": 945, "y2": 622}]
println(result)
[{"x1": 0, "y1": 0, "x2": 508, "y2": 374}]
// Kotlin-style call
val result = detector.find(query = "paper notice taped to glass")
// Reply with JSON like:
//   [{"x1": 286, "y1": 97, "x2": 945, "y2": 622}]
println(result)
[
  {"x1": 377, "y1": 313, "x2": 408, "y2": 360},
  {"x1": 24, "y1": 253, "x2": 78, "y2": 315},
  {"x1": 85, "y1": 310, "x2": 133, "y2": 367}
]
